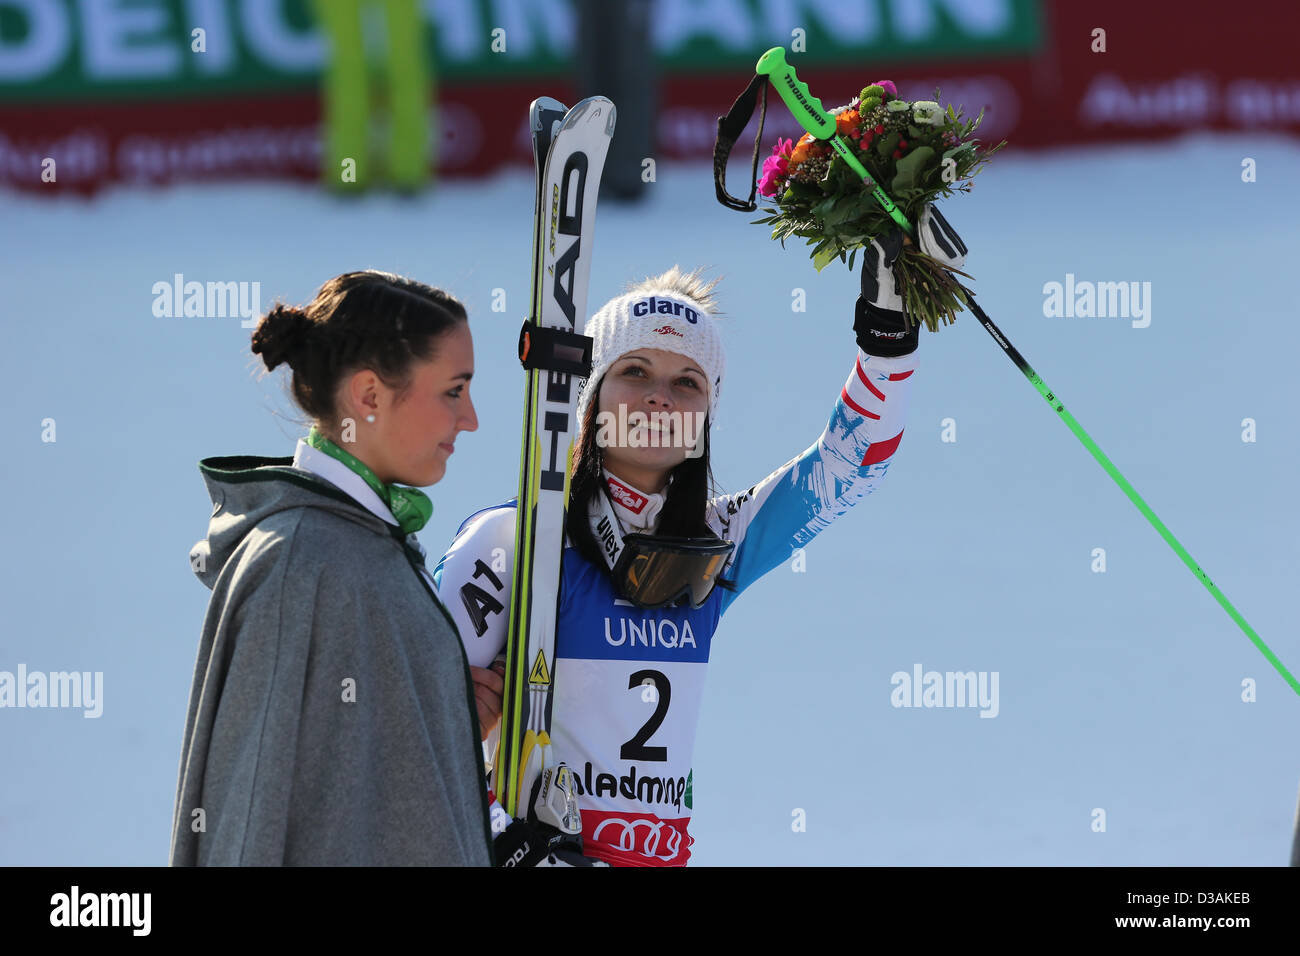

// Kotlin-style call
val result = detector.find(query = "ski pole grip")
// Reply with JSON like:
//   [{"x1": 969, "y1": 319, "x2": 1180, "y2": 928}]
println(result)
[
  {"x1": 755, "y1": 47, "x2": 834, "y2": 139},
  {"x1": 755, "y1": 46, "x2": 915, "y2": 237}
]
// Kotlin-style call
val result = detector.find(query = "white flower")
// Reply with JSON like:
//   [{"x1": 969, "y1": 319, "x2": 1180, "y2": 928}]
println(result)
[{"x1": 911, "y1": 101, "x2": 943, "y2": 125}]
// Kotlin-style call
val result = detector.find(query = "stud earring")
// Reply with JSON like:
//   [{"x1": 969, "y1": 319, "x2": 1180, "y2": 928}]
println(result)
[{"x1": 365, "y1": 414, "x2": 376, "y2": 423}]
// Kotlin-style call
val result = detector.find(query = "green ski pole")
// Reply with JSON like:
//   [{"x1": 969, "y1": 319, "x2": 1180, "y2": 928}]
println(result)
[
  {"x1": 756, "y1": 47, "x2": 910, "y2": 234},
  {"x1": 754, "y1": 46, "x2": 1298, "y2": 697}
]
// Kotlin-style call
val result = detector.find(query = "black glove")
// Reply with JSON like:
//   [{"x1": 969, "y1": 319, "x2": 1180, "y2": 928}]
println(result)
[
  {"x1": 494, "y1": 816, "x2": 564, "y2": 867},
  {"x1": 855, "y1": 204, "x2": 968, "y2": 358},
  {"x1": 493, "y1": 818, "x2": 608, "y2": 866},
  {"x1": 492, "y1": 757, "x2": 608, "y2": 866}
]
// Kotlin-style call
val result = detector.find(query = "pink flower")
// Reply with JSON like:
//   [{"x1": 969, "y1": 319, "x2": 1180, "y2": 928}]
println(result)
[
  {"x1": 757, "y1": 138, "x2": 794, "y2": 198},
  {"x1": 874, "y1": 79, "x2": 898, "y2": 99},
  {"x1": 757, "y1": 158, "x2": 787, "y2": 197}
]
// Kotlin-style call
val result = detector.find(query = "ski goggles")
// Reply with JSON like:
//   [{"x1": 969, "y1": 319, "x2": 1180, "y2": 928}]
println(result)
[{"x1": 611, "y1": 533, "x2": 735, "y2": 609}]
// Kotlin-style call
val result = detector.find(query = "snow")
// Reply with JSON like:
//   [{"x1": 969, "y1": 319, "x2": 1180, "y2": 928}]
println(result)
[{"x1": 1, "y1": 133, "x2": 1297, "y2": 865}]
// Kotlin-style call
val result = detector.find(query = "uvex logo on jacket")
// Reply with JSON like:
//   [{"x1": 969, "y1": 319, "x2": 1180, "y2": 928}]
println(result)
[{"x1": 596, "y1": 514, "x2": 622, "y2": 563}]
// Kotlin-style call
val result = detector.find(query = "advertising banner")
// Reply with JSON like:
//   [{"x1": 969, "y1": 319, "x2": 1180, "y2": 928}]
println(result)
[{"x1": 0, "y1": 0, "x2": 1295, "y2": 194}]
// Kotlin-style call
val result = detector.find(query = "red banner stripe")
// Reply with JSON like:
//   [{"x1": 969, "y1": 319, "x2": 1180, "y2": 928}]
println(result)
[{"x1": 887, "y1": 370, "x2": 914, "y2": 381}]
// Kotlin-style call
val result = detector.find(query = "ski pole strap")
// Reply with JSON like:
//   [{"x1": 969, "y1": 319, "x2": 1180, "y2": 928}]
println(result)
[
  {"x1": 713, "y1": 73, "x2": 768, "y2": 212},
  {"x1": 518, "y1": 322, "x2": 594, "y2": 377}
]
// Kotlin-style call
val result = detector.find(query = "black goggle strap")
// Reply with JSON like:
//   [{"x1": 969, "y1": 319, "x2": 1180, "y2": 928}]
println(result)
[{"x1": 713, "y1": 72, "x2": 768, "y2": 213}]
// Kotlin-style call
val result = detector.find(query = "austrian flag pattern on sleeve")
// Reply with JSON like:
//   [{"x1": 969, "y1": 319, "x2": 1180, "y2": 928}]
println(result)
[{"x1": 842, "y1": 350, "x2": 913, "y2": 465}]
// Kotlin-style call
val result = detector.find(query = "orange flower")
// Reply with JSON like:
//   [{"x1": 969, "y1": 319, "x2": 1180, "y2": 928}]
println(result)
[
  {"x1": 790, "y1": 140, "x2": 812, "y2": 165},
  {"x1": 835, "y1": 109, "x2": 860, "y2": 136}
]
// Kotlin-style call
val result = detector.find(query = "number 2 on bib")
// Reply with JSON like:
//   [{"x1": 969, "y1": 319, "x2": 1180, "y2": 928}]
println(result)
[{"x1": 622, "y1": 669, "x2": 671, "y2": 762}]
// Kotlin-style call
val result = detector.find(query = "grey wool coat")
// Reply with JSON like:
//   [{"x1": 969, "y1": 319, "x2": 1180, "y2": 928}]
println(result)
[{"x1": 170, "y1": 455, "x2": 493, "y2": 866}]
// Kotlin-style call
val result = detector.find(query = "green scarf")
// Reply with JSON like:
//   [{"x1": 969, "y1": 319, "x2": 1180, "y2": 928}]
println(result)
[{"x1": 306, "y1": 426, "x2": 432, "y2": 535}]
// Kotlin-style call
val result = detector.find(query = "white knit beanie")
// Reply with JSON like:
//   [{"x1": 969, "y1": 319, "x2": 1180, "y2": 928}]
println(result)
[{"x1": 576, "y1": 288, "x2": 726, "y2": 429}]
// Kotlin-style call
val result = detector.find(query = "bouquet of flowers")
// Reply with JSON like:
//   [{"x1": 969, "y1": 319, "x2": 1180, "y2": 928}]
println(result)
[{"x1": 754, "y1": 80, "x2": 1004, "y2": 332}]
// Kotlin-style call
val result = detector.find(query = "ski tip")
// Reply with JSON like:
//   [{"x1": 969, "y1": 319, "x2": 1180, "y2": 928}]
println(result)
[
  {"x1": 562, "y1": 96, "x2": 617, "y2": 135},
  {"x1": 530, "y1": 96, "x2": 568, "y2": 130}
]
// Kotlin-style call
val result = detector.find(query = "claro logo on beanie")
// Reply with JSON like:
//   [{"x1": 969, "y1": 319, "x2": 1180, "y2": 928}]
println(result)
[{"x1": 632, "y1": 296, "x2": 699, "y2": 324}]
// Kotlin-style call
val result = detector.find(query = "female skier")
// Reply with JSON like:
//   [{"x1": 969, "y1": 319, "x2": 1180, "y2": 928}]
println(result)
[
  {"x1": 435, "y1": 209, "x2": 967, "y2": 866},
  {"x1": 171, "y1": 270, "x2": 492, "y2": 866}
]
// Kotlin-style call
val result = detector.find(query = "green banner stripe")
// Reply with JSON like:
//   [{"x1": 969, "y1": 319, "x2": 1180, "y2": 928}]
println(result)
[{"x1": 0, "y1": 0, "x2": 1041, "y2": 102}]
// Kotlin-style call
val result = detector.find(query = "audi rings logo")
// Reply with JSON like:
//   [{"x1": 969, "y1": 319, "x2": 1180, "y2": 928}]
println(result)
[{"x1": 592, "y1": 817, "x2": 683, "y2": 862}]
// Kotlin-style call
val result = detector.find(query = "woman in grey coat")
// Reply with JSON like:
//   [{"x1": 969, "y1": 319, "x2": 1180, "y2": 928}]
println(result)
[{"x1": 170, "y1": 271, "x2": 493, "y2": 866}]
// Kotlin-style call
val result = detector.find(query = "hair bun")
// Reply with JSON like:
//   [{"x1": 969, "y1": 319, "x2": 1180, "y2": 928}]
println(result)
[{"x1": 251, "y1": 304, "x2": 312, "y2": 371}]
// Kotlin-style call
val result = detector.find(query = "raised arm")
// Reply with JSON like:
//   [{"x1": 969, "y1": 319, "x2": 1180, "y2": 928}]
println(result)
[
  {"x1": 707, "y1": 345, "x2": 917, "y2": 610},
  {"x1": 708, "y1": 204, "x2": 967, "y2": 611}
]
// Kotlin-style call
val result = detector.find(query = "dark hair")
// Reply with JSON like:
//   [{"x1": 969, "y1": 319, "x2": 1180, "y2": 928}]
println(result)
[
  {"x1": 250, "y1": 270, "x2": 467, "y2": 427},
  {"x1": 565, "y1": 374, "x2": 734, "y2": 595}
]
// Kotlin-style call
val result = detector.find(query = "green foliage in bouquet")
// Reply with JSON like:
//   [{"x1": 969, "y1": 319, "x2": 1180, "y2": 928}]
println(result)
[{"x1": 753, "y1": 81, "x2": 1005, "y2": 332}]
